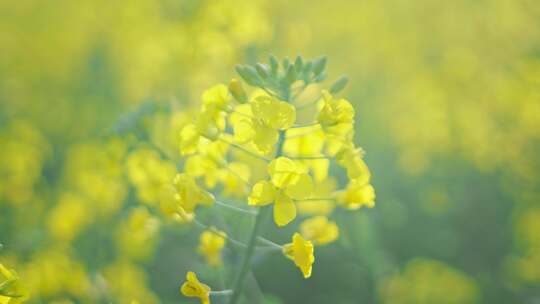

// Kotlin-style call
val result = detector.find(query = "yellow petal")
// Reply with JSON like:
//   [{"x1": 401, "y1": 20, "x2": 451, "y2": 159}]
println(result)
[
  {"x1": 252, "y1": 120, "x2": 278, "y2": 154},
  {"x1": 268, "y1": 157, "x2": 303, "y2": 188},
  {"x1": 274, "y1": 101, "x2": 296, "y2": 130},
  {"x1": 233, "y1": 119, "x2": 255, "y2": 143},
  {"x1": 300, "y1": 216, "x2": 339, "y2": 246},
  {"x1": 179, "y1": 124, "x2": 200, "y2": 155},
  {"x1": 285, "y1": 173, "x2": 314, "y2": 200},
  {"x1": 292, "y1": 233, "x2": 315, "y2": 278},
  {"x1": 251, "y1": 96, "x2": 296, "y2": 130},
  {"x1": 274, "y1": 192, "x2": 296, "y2": 226},
  {"x1": 248, "y1": 181, "x2": 276, "y2": 206},
  {"x1": 202, "y1": 84, "x2": 230, "y2": 110}
]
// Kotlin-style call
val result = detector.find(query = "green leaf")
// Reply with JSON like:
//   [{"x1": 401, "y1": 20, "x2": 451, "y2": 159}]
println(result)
[
  {"x1": 330, "y1": 75, "x2": 349, "y2": 94},
  {"x1": 314, "y1": 72, "x2": 327, "y2": 82},
  {"x1": 235, "y1": 65, "x2": 260, "y2": 86},
  {"x1": 312, "y1": 56, "x2": 327, "y2": 75},
  {"x1": 256, "y1": 63, "x2": 269, "y2": 79},
  {"x1": 285, "y1": 65, "x2": 296, "y2": 84},
  {"x1": 294, "y1": 55, "x2": 303, "y2": 72},
  {"x1": 269, "y1": 55, "x2": 279, "y2": 74},
  {"x1": 282, "y1": 57, "x2": 290, "y2": 70}
]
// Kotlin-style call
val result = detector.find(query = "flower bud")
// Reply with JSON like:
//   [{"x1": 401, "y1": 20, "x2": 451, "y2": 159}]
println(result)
[{"x1": 229, "y1": 78, "x2": 247, "y2": 103}]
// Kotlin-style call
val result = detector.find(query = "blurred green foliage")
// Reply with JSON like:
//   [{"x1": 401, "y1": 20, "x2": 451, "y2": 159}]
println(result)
[{"x1": 1, "y1": 0, "x2": 539, "y2": 303}]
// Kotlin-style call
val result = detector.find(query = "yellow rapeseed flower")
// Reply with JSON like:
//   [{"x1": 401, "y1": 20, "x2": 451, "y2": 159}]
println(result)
[
  {"x1": 338, "y1": 179, "x2": 375, "y2": 209},
  {"x1": 335, "y1": 144, "x2": 370, "y2": 182},
  {"x1": 248, "y1": 157, "x2": 313, "y2": 226},
  {"x1": 172, "y1": 174, "x2": 215, "y2": 213},
  {"x1": 317, "y1": 90, "x2": 355, "y2": 137},
  {"x1": 180, "y1": 272, "x2": 211, "y2": 304},
  {"x1": 282, "y1": 233, "x2": 315, "y2": 278},
  {"x1": 202, "y1": 84, "x2": 231, "y2": 112},
  {"x1": 231, "y1": 95, "x2": 296, "y2": 154}
]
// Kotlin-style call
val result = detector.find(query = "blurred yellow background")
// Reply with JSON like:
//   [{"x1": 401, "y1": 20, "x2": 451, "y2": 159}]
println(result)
[{"x1": 1, "y1": 0, "x2": 539, "y2": 303}]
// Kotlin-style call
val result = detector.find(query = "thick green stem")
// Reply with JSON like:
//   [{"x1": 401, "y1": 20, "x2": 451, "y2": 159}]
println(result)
[
  {"x1": 229, "y1": 131, "x2": 286, "y2": 304},
  {"x1": 228, "y1": 206, "x2": 271, "y2": 304}
]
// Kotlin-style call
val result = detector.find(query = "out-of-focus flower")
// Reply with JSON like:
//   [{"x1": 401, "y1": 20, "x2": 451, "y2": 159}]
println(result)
[
  {"x1": 172, "y1": 174, "x2": 215, "y2": 213},
  {"x1": 338, "y1": 179, "x2": 376, "y2": 209},
  {"x1": 300, "y1": 216, "x2": 339, "y2": 246},
  {"x1": 198, "y1": 229, "x2": 227, "y2": 266},
  {"x1": 379, "y1": 259, "x2": 479, "y2": 304},
  {"x1": 180, "y1": 272, "x2": 211, "y2": 304}
]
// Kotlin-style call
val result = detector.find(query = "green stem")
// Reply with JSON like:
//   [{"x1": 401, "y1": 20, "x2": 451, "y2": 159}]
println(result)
[
  {"x1": 228, "y1": 206, "x2": 271, "y2": 303},
  {"x1": 229, "y1": 131, "x2": 286, "y2": 304}
]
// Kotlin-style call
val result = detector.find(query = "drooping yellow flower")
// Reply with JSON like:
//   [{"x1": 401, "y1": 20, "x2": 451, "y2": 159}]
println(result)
[
  {"x1": 172, "y1": 174, "x2": 215, "y2": 213},
  {"x1": 282, "y1": 233, "x2": 315, "y2": 278},
  {"x1": 317, "y1": 90, "x2": 355, "y2": 137},
  {"x1": 198, "y1": 229, "x2": 227, "y2": 266},
  {"x1": 338, "y1": 179, "x2": 375, "y2": 209},
  {"x1": 159, "y1": 185, "x2": 194, "y2": 223},
  {"x1": 248, "y1": 157, "x2": 313, "y2": 226},
  {"x1": 300, "y1": 216, "x2": 339, "y2": 246},
  {"x1": 180, "y1": 272, "x2": 211, "y2": 304},
  {"x1": 335, "y1": 144, "x2": 371, "y2": 182}
]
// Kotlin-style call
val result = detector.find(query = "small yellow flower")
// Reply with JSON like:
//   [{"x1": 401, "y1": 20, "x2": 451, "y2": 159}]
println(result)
[
  {"x1": 159, "y1": 186, "x2": 194, "y2": 223},
  {"x1": 338, "y1": 179, "x2": 375, "y2": 209},
  {"x1": 248, "y1": 157, "x2": 314, "y2": 226},
  {"x1": 251, "y1": 96, "x2": 296, "y2": 130},
  {"x1": 126, "y1": 148, "x2": 176, "y2": 205},
  {"x1": 300, "y1": 216, "x2": 339, "y2": 246},
  {"x1": 180, "y1": 271, "x2": 211, "y2": 304},
  {"x1": 198, "y1": 228, "x2": 227, "y2": 267},
  {"x1": 179, "y1": 110, "x2": 225, "y2": 155},
  {"x1": 179, "y1": 124, "x2": 202, "y2": 155},
  {"x1": 231, "y1": 95, "x2": 296, "y2": 154},
  {"x1": 202, "y1": 84, "x2": 231, "y2": 112},
  {"x1": 335, "y1": 144, "x2": 370, "y2": 182},
  {"x1": 282, "y1": 233, "x2": 315, "y2": 278},
  {"x1": 172, "y1": 173, "x2": 215, "y2": 213},
  {"x1": 184, "y1": 141, "x2": 229, "y2": 189},
  {"x1": 317, "y1": 90, "x2": 355, "y2": 137}
]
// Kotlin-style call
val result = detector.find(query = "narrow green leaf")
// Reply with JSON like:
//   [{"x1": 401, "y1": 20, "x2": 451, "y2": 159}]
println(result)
[
  {"x1": 312, "y1": 56, "x2": 327, "y2": 75},
  {"x1": 330, "y1": 75, "x2": 349, "y2": 94}
]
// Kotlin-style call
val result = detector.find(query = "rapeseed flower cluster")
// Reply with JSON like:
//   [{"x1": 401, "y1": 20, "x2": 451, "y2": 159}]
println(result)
[{"x1": 165, "y1": 56, "x2": 376, "y2": 303}]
